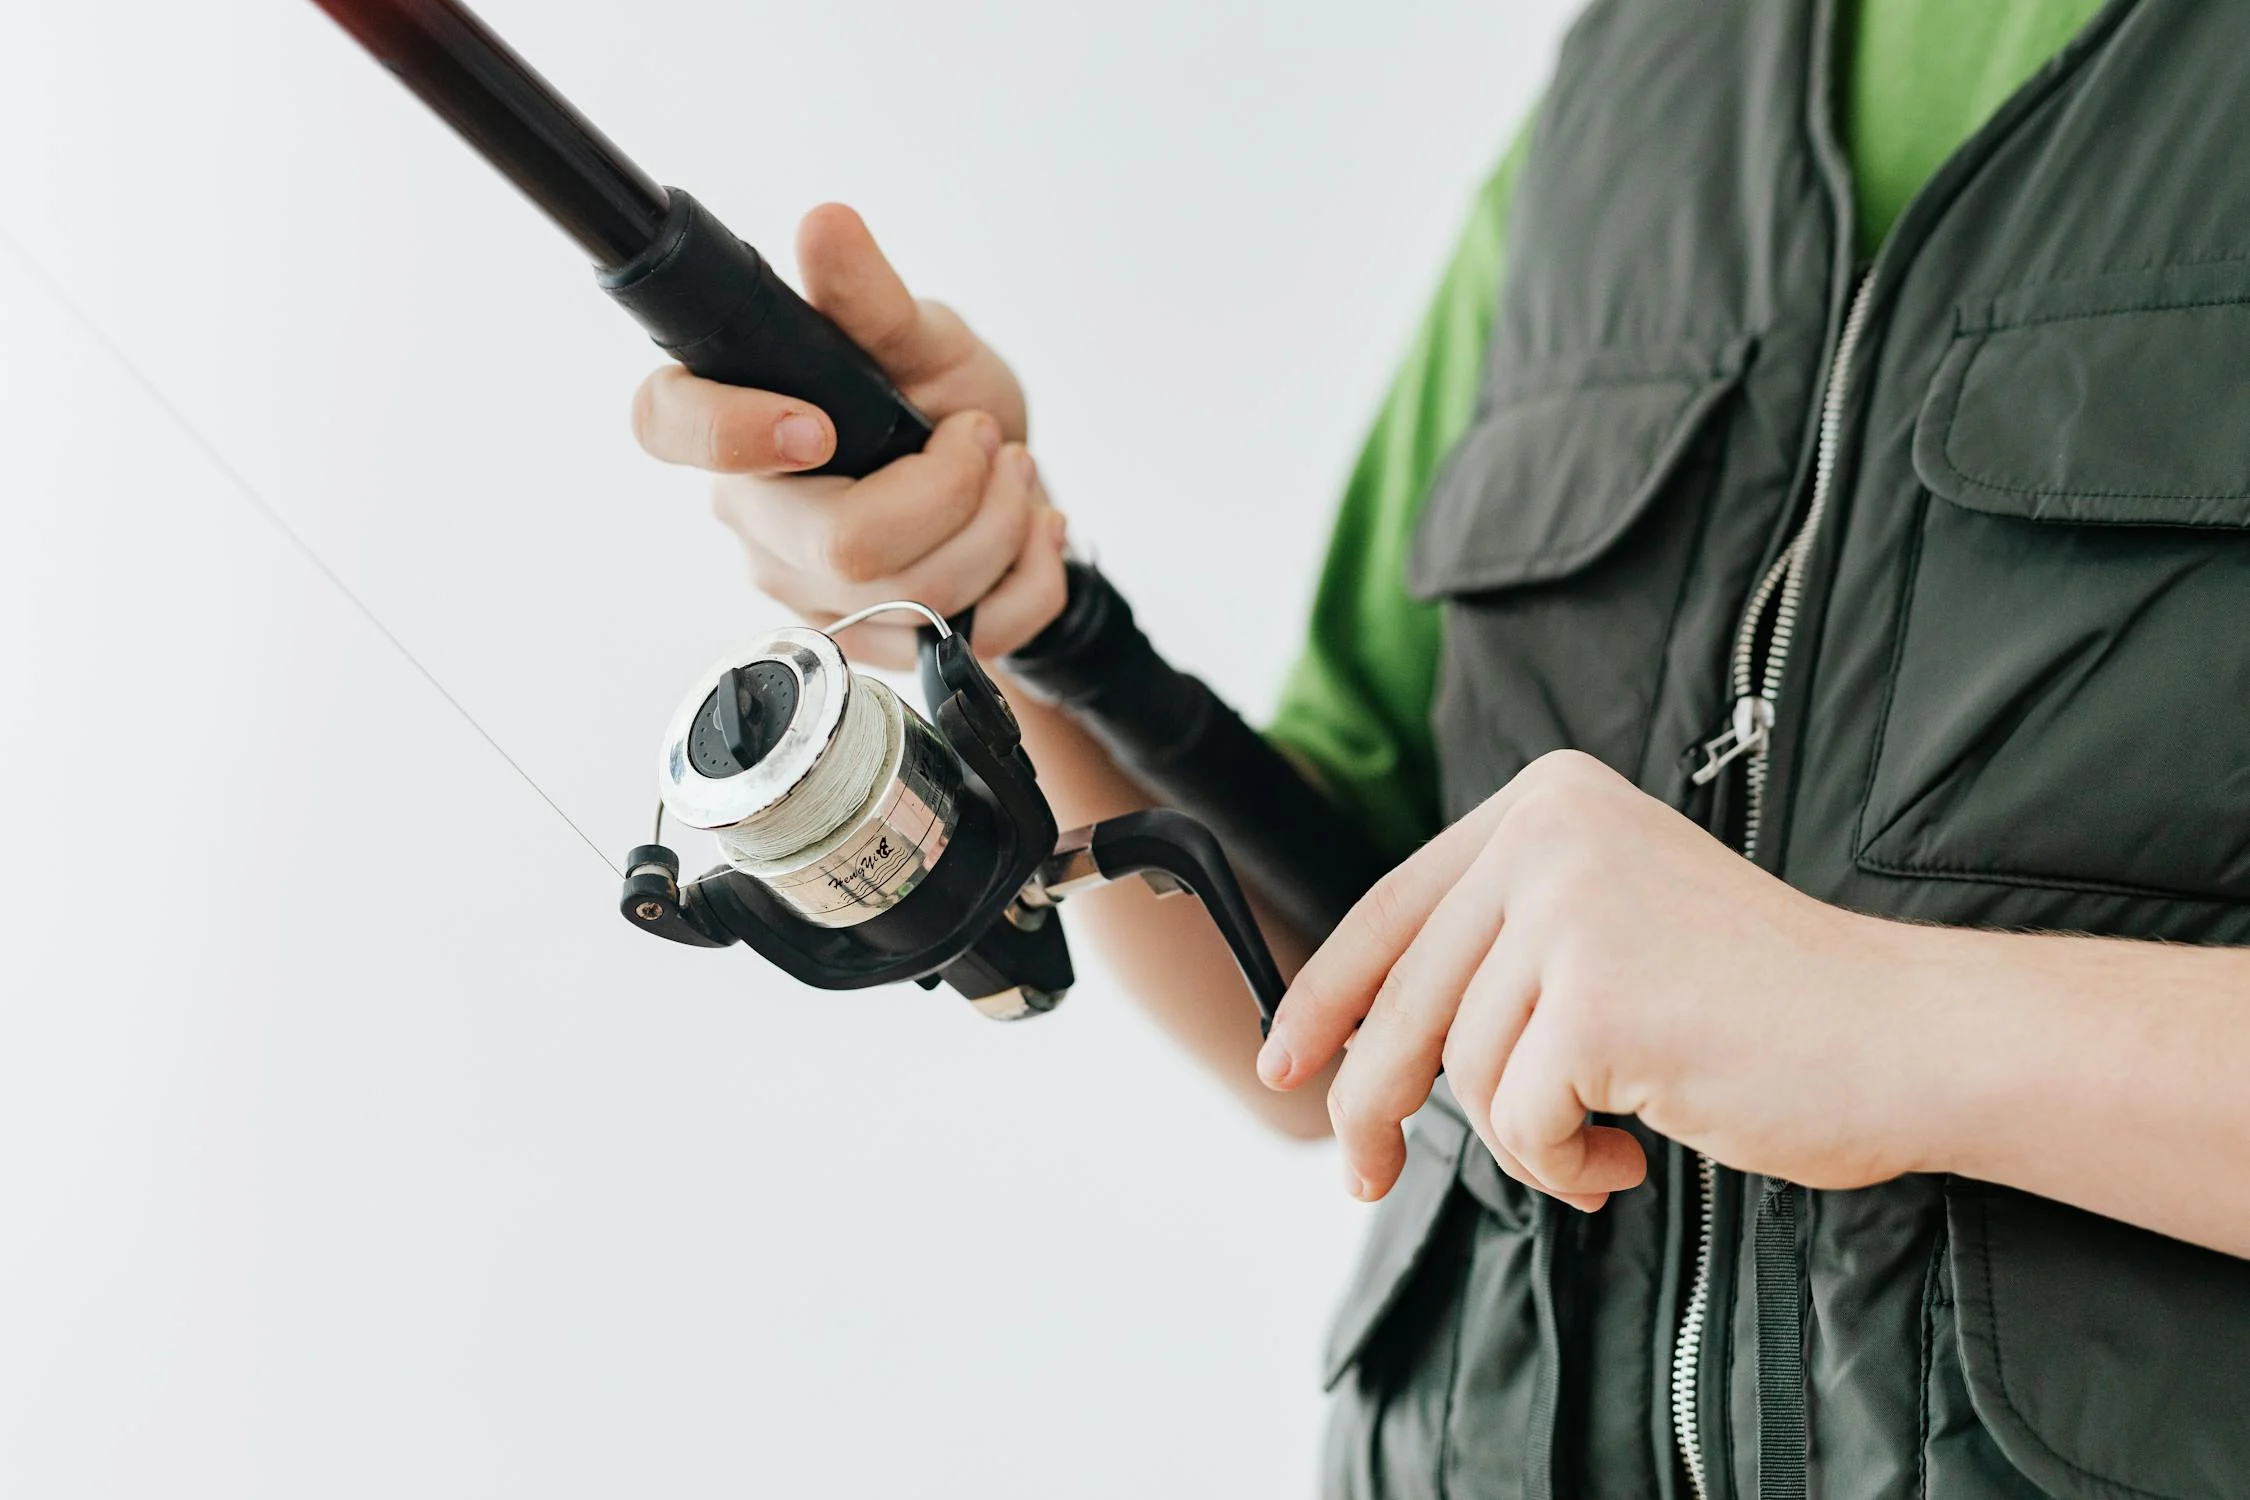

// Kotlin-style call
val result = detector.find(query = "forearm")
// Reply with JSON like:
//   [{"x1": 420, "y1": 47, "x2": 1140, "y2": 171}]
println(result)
[
  {"x1": 1003, "y1": 679, "x2": 1336, "y2": 1139},
  {"x1": 1901, "y1": 924, "x2": 2250, "y2": 1259}
]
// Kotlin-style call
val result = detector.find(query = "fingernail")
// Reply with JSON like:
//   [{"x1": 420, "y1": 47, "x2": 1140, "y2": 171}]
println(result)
[
  {"x1": 973, "y1": 415, "x2": 1002, "y2": 458},
  {"x1": 1048, "y1": 510, "x2": 1069, "y2": 552},
  {"x1": 1012, "y1": 445, "x2": 1036, "y2": 484},
  {"x1": 1256, "y1": 1039, "x2": 1292, "y2": 1088},
  {"x1": 776, "y1": 412, "x2": 828, "y2": 466},
  {"x1": 1345, "y1": 1170, "x2": 1372, "y2": 1201}
]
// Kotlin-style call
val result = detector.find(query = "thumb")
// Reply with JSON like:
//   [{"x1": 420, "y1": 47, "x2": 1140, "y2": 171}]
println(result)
[{"x1": 796, "y1": 204, "x2": 976, "y2": 389}]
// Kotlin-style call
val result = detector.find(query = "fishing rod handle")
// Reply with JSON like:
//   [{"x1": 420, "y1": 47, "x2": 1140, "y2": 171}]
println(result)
[{"x1": 597, "y1": 190, "x2": 933, "y2": 478}]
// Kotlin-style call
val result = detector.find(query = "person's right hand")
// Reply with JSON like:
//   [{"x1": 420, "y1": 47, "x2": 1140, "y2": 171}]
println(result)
[{"x1": 630, "y1": 203, "x2": 1068, "y2": 668}]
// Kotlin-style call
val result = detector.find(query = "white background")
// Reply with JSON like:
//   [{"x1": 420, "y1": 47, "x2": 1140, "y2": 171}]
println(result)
[{"x1": 0, "y1": 2, "x2": 1565, "y2": 1494}]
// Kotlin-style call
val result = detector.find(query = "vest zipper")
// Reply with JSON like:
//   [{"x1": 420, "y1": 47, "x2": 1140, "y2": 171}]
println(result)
[
  {"x1": 1688, "y1": 272, "x2": 1878, "y2": 836},
  {"x1": 1671, "y1": 269, "x2": 1875, "y2": 1500}
]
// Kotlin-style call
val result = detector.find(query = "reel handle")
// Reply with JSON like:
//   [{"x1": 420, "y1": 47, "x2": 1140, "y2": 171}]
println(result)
[{"x1": 1064, "y1": 811, "x2": 1288, "y2": 1029}]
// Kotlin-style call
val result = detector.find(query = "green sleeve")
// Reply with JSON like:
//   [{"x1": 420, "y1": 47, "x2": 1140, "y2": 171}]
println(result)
[{"x1": 1266, "y1": 127, "x2": 1530, "y2": 858}]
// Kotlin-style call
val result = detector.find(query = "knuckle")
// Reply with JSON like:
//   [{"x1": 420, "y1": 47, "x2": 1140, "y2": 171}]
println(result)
[
  {"x1": 695, "y1": 401, "x2": 733, "y2": 472},
  {"x1": 1290, "y1": 962, "x2": 1359, "y2": 1030},
  {"x1": 946, "y1": 447, "x2": 995, "y2": 516},
  {"x1": 1488, "y1": 1083, "x2": 1533, "y2": 1150},
  {"x1": 1534, "y1": 747, "x2": 1607, "y2": 785},
  {"x1": 1492, "y1": 1099, "x2": 1565, "y2": 1183},
  {"x1": 1538, "y1": 851, "x2": 1600, "y2": 908},
  {"x1": 1367, "y1": 962, "x2": 1414, "y2": 1024},
  {"x1": 897, "y1": 553, "x2": 993, "y2": 618},
  {"x1": 994, "y1": 450, "x2": 1036, "y2": 521},
  {"x1": 1358, "y1": 874, "x2": 1419, "y2": 951},
  {"x1": 629, "y1": 376, "x2": 662, "y2": 453},
  {"x1": 1326, "y1": 1083, "x2": 1373, "y2": 1139},
  {"x1": 706, "y1": 402, "x2": 769, "y2": 473},
  {"x1": 1504, "y1": 780, "x2": 1585, "y2": 848},
  {"x1": 1491, "y1": 1109, "x2": 1535, "y2": 1167},
  {"x1": 1024, "y1": 552, "x2": 1068, "y2": 625},
  {"x1": 818, "y1": 523, "x2": 888, "y2": 585},
  {"x1": 894, "y1": 565, "x2": 971, "y2": 622},
  {"x1": 1511, "y1": 750, "x2": 1601, "y2": 811}
]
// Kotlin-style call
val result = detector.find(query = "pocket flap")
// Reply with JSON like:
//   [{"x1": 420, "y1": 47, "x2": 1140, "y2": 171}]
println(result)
[
  {"x1": 1408, "y1": 339, "x2": 1752, "y2": 599},
  {"x1": 1914, "y1": 263, "x2": 2250, "y2": 527},
  {"x1": 1948, "y1": 1180, "x2": 2250, "y2": 1499},
  {"x1": 1320, "y1": 1105, "x2": 1471, "y2": 1390}
]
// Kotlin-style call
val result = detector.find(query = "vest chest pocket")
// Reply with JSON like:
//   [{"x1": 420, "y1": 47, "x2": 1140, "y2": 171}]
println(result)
[
  {"x1": 1409, "y1": 341, "x2": 1751, "y2": 817},
  {"x1": 1859, "y1": 263, "x2": 2250, "y2": 916}
]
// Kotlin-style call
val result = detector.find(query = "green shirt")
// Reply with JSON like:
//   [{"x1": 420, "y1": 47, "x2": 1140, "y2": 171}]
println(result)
[{"x1": 1266, "y1": 0, "x2": 2106, "y2": 857}]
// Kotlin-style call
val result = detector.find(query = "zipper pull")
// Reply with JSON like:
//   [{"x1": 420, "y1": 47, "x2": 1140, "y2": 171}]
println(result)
[{"x1": 1687, "y1": 695, "x2": 1775, "y2": 787}]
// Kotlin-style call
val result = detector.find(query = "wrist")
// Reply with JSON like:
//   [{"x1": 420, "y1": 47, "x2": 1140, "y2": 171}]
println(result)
[
  {"x1": 1865, "y1": 921, "x2": 2121, "y2": 1183},
  {"x1": 1848, "y1": 916, "x2": 2013, "y2": 1179}
]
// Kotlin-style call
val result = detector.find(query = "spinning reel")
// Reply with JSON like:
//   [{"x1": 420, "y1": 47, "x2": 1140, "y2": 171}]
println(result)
[{"x1": 618, "y1": 604, "x2": 1286, "y2": 1024}]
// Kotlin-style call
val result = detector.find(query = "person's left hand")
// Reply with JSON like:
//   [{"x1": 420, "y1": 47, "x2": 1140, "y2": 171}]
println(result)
[{"x1": 1256, "y1": 750, "x2": 1942, "y2": 1210}]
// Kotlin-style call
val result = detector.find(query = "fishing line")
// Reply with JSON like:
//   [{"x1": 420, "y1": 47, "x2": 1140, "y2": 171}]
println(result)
[
  {"x1": 712, "y1": 674, "x2": 892, "y2": 869},
  {"x1": 0, "y1": 222, "x2": 624, "y2": 879}
]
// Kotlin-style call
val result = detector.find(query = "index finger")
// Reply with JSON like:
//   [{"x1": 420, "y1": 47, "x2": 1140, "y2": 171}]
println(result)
[
  {"x1": 631, "y1": 365, "x2": 838, "y2": 474},
  {"x1": 1257, "y1": 790, "x2": 1512, "y2": 1091},
  {"x1": 1321, "y1": 836, "x2": 1513, "y2": 1199}
]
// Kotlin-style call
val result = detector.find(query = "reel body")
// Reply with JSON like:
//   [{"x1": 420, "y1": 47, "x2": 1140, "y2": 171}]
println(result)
[{"x1": 620, "y1": 614, "x2": 1286, "y2": 1025}]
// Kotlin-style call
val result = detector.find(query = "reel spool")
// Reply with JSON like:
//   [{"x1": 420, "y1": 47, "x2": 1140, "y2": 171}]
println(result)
[
  {"x1": 662, "y1": 624, "x2": 960, "y2": 930},
  {"x1": 619, "y1": 606, "x2": 1287, "y2": 1025}
]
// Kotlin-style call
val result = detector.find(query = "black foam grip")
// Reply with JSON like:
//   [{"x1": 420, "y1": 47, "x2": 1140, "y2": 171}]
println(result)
[
  {"x1": 597, "y1": 189, "x2": 932, "y2": 478},
  {"x1": 1007, "y1": 561, "x2": 1390, "y2": 940}
]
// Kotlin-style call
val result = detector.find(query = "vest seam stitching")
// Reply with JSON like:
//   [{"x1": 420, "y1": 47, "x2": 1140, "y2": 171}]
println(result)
[
  {"x1": 1848, "y1": 487, "x2": 1931, "y2": 862},
  {"x1": 1968, "y1": 246, "x2": 2250, "y2": 310},
  {"x1": 1852, "y1": 847, "x2": 2250, "y2": 908},
  {"x1": 1970, "y1": 288, "x2": 2250, "y2": 336},
  {"x1": 1979, "y1": 1187, "x2": 2184, "y2": 1500},
  {"x1": 1485, "y1": 369, "x2": 1721, "y2": 405},
  {"x1": 1937, "y1": 502, "x2": 2250, "y2": 524},
  {"x1": 1937, "y1": 322, "x2": 2250, "y2": 505},
  {"x1": 1916, "y1": 1237, "x2": 1941, "y2": 1500}
]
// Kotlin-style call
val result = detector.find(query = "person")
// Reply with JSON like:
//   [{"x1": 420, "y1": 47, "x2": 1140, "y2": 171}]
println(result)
[{"x1": 628, "y1": 0, "x2": 2250, "y2": 1493}]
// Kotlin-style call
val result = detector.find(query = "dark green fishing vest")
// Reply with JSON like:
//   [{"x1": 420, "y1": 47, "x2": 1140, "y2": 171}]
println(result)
[{"x1": 1320, "y1": 2, "x2": 2250, "y2": 1496}]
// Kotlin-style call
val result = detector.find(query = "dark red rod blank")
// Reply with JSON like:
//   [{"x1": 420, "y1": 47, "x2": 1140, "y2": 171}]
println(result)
[{"x1": 309, "y1": 0, "x2": 670, "y2": 267}]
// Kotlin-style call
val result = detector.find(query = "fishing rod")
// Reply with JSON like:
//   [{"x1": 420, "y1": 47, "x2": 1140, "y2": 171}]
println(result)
[{"x1": 309, "y1": 0, "x2": 1388, "y2": 1022}]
